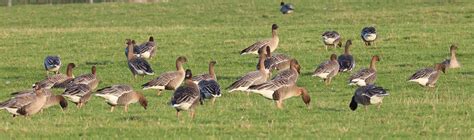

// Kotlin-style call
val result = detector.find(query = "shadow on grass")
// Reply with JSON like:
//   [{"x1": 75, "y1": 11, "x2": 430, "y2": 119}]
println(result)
[
  {"x1": 85, "y1": 60, "x2": 114, "y2": 66},
  {"x1": 316, "y1": 107, "x2": 346, "y2": 112}
]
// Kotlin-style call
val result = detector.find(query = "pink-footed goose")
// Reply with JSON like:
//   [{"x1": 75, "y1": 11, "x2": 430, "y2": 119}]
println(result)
[
  {"x1": 96, "y1": 85, "x2": 148, "y2": 112},
  {"x1": 240, "y1": 24, "x2": 279, "y2": 55},
  {"x1": 441, "y1": 44, "x2": 460, "y2": 69},
  {"x1": 348, "y1": 55, "x2": 380, "y2": 86},
  {"x1": 408, "y1": 63, "x2": 446, "y2": 87},
  {"x1": 312, "y1": 54, "x2": 340, "y2": 85},
  {"x1": 142, "y1": 56, "x2": 187, "y2": 96},
  {"x1": 227, "y1": 46, "x2": 270, "y2": 93}
]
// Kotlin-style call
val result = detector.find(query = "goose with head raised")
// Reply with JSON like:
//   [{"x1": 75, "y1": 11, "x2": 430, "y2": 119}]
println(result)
[
  {"x1": 142, "y1": 56, "x2": 188, "y2": 96},
  {"x1": 240, "y1": 24, "x2": 279, "y2": 55}
]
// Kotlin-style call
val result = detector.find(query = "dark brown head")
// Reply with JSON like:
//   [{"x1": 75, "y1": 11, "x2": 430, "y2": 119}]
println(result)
[
  {"x1": 280, "y1": 2, "x2": 284, "y2": 6},
  {"x1": 67, "y1": 63, "x2": 76, "y2": 69},
  {"x1": 450, "y1": 44, "x2": 457, "y2": 51},
  {"x1": 136, "y1": 92, "x2": 148, "y2": 110},
  {"x1": 435, "y1": 63, "x2": 446, "y2": 73},
  {"x1": 209, "y1": 60, "x2": 217, "y2": 66},
  {"x1": 272, "y1": 24, "x2": 279, "y2": 30},
  {"x1": 258, "y1": 46, "x2": 269, "y2": 58},
  {"x1": 290, "y1": 59, "x2": 301, "y2": 73},
  {"x1": 265, "y1": 46, "x2": 272, "y2": 57},
  {"x1": 149, "y1": 36, "x2": 154, "y2": 42},
  {"x1": 91, "y1": 66, "x2": 97, "y2": 75},
  {"x1": 132, "y1": 40, "x2": 136, "y2": 45},
  {"x1": 372, "y1": 55, "x2": 380, "y2": 62},
  {"x1": 57, "y1": 95, "x2": 68, "y2": 110},
  {"x1": 298, "y1": 87, "x2": 311, "y2": 108},
  {"x1": 330, "y1": 54, "x2": 337, "y2": 61},
  {"x1": 33, "y1": 83, "x2": 43, "y2": 95},
  {"x1": 125, "y1": 39, "x2": 132, "y2": 45},
  {"x1": 185, "y1": 69, "x2": 193, "y2": 79},
  {"x1": 177, "y1": 56, "x2": 188, "y2": 64},
  {"x1": 345, "y1": 39, "x2": 352, "y2": 47}
]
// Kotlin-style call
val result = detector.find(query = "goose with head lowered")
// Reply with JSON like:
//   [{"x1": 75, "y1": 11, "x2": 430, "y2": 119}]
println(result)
[{"x1": 95, "y1": 85, "x2": 148, "y2": 112}]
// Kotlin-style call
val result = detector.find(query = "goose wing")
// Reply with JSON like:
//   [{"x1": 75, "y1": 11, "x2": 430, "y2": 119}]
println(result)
[
  {"x1": 227, "y1": 71, "x2": 265, "y2": 91},
  {"x1": 338, "y1": 54, "x2": 355, "y2": 72},
  {"x1": 240, "y1": 39, "x2": 271, "y2": 55},
  {"x1": 128, "y1": 58, "x2": 154, "y2": 75},
  {"x1": 142, "y1": 71, "x2": 180, "y2": 88},
  {"x1": 198, "y1": 80, "x2": 221, "y2": 99},
  {"x1": 96, "y1": 85, "x2": 133, "y2": 97},
  {"x1": 408, "y1": 68, "x2": 435, "y2": 80}
]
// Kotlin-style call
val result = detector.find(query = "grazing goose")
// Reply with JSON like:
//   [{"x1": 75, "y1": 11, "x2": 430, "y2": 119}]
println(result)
[
  {"x1": 442, "y1": 44, "x2": 460, "y2": 69},
  {"x1": 126, "y1": 39, "x2": 154, "y2": 78},
  {"x1": 312, "y1": 54, "x2": 340, "y2": 85},
  {"x1": 10, "y1": 90, "x2": 67, "y2": 111},
  {"x1": 240, "y1": 24, "x2": 279, "y2": 55},
  {"x1": 361, "y1": 26, "x2": 377, "y2": 46},
  {"x1": 95, "y1": 85, "x2": 148, "y2": 112},
  {"x1": 62, "y1": 84, "x2": 92, "y2": 108},
  {"x1": 338, "y1": 40, "x2": 355, "y2": 72},
  {"x1": 66, "y1": 66, "x2": 100, "y2": 90},
  {"x1": 349, "y1": 84, "x2": 389, "y2": 111},
  {"x1": 34, "y1": 63, "x2": 76, "y2": 89},
  {"x1": 198, "y1": 79, "x2": 221, "y2": 105},
  {"x1": 280, "y1": 2, "x2": 294, "y2": 14},
  {"x1": 124, "y1": 36, "x2": 157, "y2": 59},
  {"x1": 228, "y1": 47, "x2": 270, "y2": 93},
  {"x1": 192, "y1": 60, "x2": 217, "y2": 84},
  {"x1": 0, "y1": 85, "x2": 49, "y2": 117},
  {"x1": 44, "y1": 56, "x2": 62, "y2": 76},
  {"x1": 273, "y1": 85, "x2": 310, "y2": 109},
  {"x1": 256, "y1": 46, "x2": 292, "y2": 72},
  {"x1": 408, "y1": 63, "x2": 446, "y2": 87},
  {"x1": 142, "y1": 56, "x2": 188, "y2": 96},
  {"x1": 349, "y1": 55, "x2": 380, "y2": 86},
  {"x1": 171, "y1": 69, "x2": 200, "y2": 120},
  {"x1": 322, "y1": 31, "x2": 342, "y2": 50},
  {"x1": 248, "y1": 59, "x2": 300, "y2": 98}
]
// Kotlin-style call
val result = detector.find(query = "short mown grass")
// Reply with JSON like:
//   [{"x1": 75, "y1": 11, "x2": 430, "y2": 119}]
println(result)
[{"x1": 0, "y1": 0, "x2": 472, "y2": 139}]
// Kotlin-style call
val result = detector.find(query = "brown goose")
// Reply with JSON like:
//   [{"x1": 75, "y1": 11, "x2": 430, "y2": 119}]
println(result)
[
  {"x1": 348, "y1": 55, "x2": 379, "y2": 86},
  {"x1": 312, "y1": 54, "x2": 340, "y2": 85},
  {"x1": 322, "y1": 31, "x2": 342, "y2": 50},
  {"x1": 256, "y1": 46, "x2": 292, "y2": 72},
  {"x1": 66, "y1": 66, "x2": 100, "y2": 90},
  {"x1": 142, "y1": 56, "x2": 188, "y2": 96},
  {"x1": 96, "y1": 85, "x2": 148, "y2": 112},
  {"x1": 126, "y1": 39, "x2": 154, "y2": 78},
  {"x1": 10, "y1": 90, "x2": 67, "y2": 111},
  {"x1": 171, "y1": 69, "x2": 200, "y2": 120},
  {"x1": 240, "y1": 24, "x2": 279, "y2": 55},
  {"x1": 34, "y1": 63, "x2": 76, "y2": 89},
  {"x1": 227, "y1": 47, "x2": 270, "y2": 93},
  {"x1": 0, "y1": 85, "x2": 49, "y2": 117},
  {"x1": 62, "y1": 84, "x2": 92, "y2": 108},
  {"x1": 349, "y1": 84, "x2": 389, "y2": 111},
  {"x1": 192, "y1": 60, "x2": 217, "y2": 84},
  {"x1": 338, "y1": 40, "x2": 355, "y2": 72},
  {"x1": 273, "y1": 85, "x2": 310, "y2": 109},
  {"x1": 248, "y1": 59, "x2": 300, "y2": 98},
  {"x1": 442, "y1": 44, "x2": 460, "y2": 69},
  {"x1": 125, "y1": 36, "x2": 157, "y2": 59},
  {"x1": 408, "y1": 63, "x2": 446, "y2": 87}
]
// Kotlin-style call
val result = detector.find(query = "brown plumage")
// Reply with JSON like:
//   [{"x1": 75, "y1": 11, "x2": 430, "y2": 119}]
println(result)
[
  {"x1": 248, "y1": 59, "x2": 300, "y2": 98},
  {"x1": 272, "y1": 85, "x2": 310, "y2": 109},
  {"x1": 62, "y1": 84, "x2": 92, "y2": 108},
  {"x1": 408, "y1": 63, "x2": 446, "y2": 87},
  {"x1": 240, "y1": 24, "x2": 279, "y2": 55},
  {"x1": 228, "y1": 46, "x2": 270, "y2": 92},
  {"x1": 96, "y1": 85, "x2": 147, "y2": 112},
  {"x1": 0, "y1": 85, "x2": 49, "y2": 117},
  {"x1": 142, "y1": 56, "x2": 187, "y2": 96},
  {"x1": 171, "y1": 69, "x2": 200, "y2": 120},
  {"x1": 442, "y1": 44, "x2": 460, "y2": 69},
  {"x1": 66, "y1": 66, "x2": 100, "y2": 90},
  {"x1": 312, "y1": 54, "x2": 340, "y2": 85},
  {"x1": 35, "y1": 63, "x2": 76, "y2": 89},
  {"x1": 349, "y1": 55, "x2": 380, "y2": 86},
  {"x1": 192, "y1": 60, "x2": 217, "y2": 84}
]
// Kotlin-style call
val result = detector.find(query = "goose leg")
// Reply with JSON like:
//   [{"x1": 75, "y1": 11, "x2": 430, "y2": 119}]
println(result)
[
  {"x1": 110, "y1": 106, "x2": 115, "y2": 112},
  {"x1": 157, "y1": 90, "x2": 162, "y2": 96},
  {"x1": 377, "y1": 102, "x2": 382, "y2": 110},
  {"x1": 176, "y1": 111, "x2": 180, "y2": 120},
  {"x1": 190, "y1": 110, "x2": 196, "y2": 120},
  {"x1": 124, "y1": 105, "x2": 129, "y2": 112},
  {"x1": 211, "y1": 97, "x2": 216, "y2": 105},
  {"x1": 364, "y1": 106, "x2": 368, "y2": 111},
  {"x1": 275, "y1": 100, "x2": 283, "y2": 109}
]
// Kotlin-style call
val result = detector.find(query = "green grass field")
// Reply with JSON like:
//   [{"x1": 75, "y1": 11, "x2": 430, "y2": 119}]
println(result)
[{"x1": 0, "y1": 0, "x2": 473, "y2": 139}]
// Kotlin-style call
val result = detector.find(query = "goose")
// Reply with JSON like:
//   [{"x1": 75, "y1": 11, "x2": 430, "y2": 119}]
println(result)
[
  {"x1": 198, "y1": 79, "x2": 221, "y2": 105},
  {"x1": 95, "y1": 85, "x2": 148, "y2": 112},
  {"x1": 338, "y1": 40, "x2": 356, "y2": 72},
  {"x1": 126, "y1": 39, "x2": 154, "y2": 78},
  {"x1": 348, "y1": 55, "x2": 379, "y2": 86},
  {"x1": 349, "y1": 84, "x2": 389, "y2": 111},
  {"x1": 44, "y1": 56, "x2": 62, "y2": 76},
  {"x1": 124, "y1": 36, "x2": 157, "y2": 59},
  {"x1": 10, "y1": 90, "x2": 67, "y2": 111},
  {"x1": 170, "y1": 69, "x2": 200, "y2": 120},
  {"x1": 280, "y1": 2, "x2": 294, "y2": 14},
  {"x1": 256, "y1": 46, "x2": 292, "y2": 72},
  {"x1": 240, "y1": 24, "x2": 279, "y2": 55},
  {"x1": 228, "y1": 46, "x2": 270, "y2": 93},
  {"x1": 34, "y1": 63, "x2": 76, "y2": 89},
  {"x1": 0, "y1": 85, "x2": 49, "y2": 117},
  {"x1": 248, "y1": 59, "x2": 300, "y2": 98},
  {"x1": 142, "y1": 56, "x2": 188, "y2": 96},
  {"x1": 408, "y1": 63, "x2": 446, "y2": 87},
  {"x1": 66, "y1": 66, "x2": 100, "y2": 90},
  {"x1": 192, "y1": 60, "x2": 217, "y2": 84},
  {"x1": 273, "y1": 85, "x2": 310, "y2": 109},
  {"x1": 361, "y1": 26, "x2": 377, "y2": 46},
  {"x1": 312, "y1": 54, "x2": 340, "y2": 85},
  {"x1": 441, "y1": 44, "x2": 460, "y2": 69},
  {"x1": 62, "y1": 84, "x2": 92, "y2": 108},
  {"x1": 322, "y1": 31, "x2": 342, "y2": 50}
]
